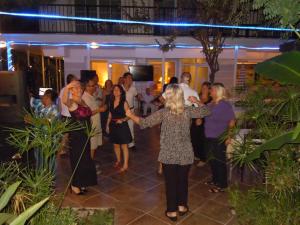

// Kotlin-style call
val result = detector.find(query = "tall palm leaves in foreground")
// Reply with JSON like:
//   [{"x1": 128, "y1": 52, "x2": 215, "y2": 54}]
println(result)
[{"x1": 229, "y1": 51, "x2": 300, "y2": 224}]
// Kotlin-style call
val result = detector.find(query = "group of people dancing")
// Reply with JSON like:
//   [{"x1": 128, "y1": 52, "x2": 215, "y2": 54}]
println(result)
[{"x1": 29, "y1": 70, "x2": 235, "y2": 221}]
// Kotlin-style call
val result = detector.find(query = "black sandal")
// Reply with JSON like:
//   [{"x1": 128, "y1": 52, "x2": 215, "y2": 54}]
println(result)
[
  {"x1": 178, "y1": 206, "x2": 189, "y2": 216},
  {"x1": 208, "y1": 187, "x2": 225, "y2": 193},
  {"x1": 204, "y1": 180, "x2": 215, "y2": 186},
  {"x1": 165, "y1": 211, "x2": 177, "y2": 222}
]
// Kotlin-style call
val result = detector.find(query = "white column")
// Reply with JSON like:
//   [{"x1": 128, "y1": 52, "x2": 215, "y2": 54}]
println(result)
[
  {"x1": 233, "y1": 46, "x2": 239, "y2": 87},
  {"x1": 108, "y1": 62, "x2": 112, "y2": 80},
  {"x1": 86, "y1": 45, "x2": 91, "y2": 70}
]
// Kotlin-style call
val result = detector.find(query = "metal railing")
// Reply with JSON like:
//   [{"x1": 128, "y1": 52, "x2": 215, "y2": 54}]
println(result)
[{"x1": 0, "y1": 4, "x2": 293, "y2": 38}]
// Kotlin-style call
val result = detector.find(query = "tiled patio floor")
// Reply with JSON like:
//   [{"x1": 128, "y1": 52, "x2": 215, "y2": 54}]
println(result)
[{"x1": 56, "y1": 125, "x2": 253, "y2": 225}]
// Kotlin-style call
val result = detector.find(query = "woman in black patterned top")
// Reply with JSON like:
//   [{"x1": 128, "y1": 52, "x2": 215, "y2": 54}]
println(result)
[{"x1": 126, "y1": 84, "x2": 210, "y2": 221}]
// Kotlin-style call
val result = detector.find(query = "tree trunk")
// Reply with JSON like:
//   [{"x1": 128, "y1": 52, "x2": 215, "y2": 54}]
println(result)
[{"x1": 209, "y1": 70, "x2": 216, "y2": 83}]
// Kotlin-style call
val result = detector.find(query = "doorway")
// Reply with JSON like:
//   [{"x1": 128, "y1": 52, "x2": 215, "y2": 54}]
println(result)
[{"x1": 181, "y1": 58, "x2": 209, "y2": 93}]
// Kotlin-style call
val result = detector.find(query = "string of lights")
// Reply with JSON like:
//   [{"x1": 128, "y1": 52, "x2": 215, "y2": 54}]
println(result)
[
  {"x1": 0, "y1": 11, "x2": 299, "y2": 32},
  {"x1": 9, "y1": 41, "x2": 279, "y2": 50}
]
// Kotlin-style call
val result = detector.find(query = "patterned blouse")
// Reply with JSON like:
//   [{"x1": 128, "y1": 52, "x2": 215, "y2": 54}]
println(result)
[
  {"x1": 30, "y1": 98, "x2": 59, "y2": 121},
  {"x1": 140, "y1": 106, "x2": 210, "y2": 165}
]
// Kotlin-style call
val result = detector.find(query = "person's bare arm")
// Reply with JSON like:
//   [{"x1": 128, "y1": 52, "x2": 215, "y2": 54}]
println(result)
[
  {"x1": 62, "y1": 82, "x2": 76, "y2": 107},
  {"x1": 225, "y1": 119, "x2": 236, "y2": 146},
  {"x1": 125, "y1": 109, "x2": 141, "y2": 124},
  {"x1": 106, "y1": 112, "x2": 112, "y2": 134}
]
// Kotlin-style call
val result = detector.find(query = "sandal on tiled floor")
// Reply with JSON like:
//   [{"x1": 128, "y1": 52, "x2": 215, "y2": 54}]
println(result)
[{"x1": 208, "y1": 187, "x2": 225, "y2": 193}]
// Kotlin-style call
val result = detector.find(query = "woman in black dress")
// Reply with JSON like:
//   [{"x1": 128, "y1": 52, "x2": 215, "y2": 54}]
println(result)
[
  {"x1": 106, "y1": 85, "x2": 132, "y2": 173},
  {"x1": 62, "y1": 81, "x2": 97, "y2": 194},
  {"x1": 191, "y1": 81, "x2": 212, "y2": 167}
]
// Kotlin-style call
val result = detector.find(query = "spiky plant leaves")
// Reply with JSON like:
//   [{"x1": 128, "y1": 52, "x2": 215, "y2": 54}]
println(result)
[
  {"x1": 246, "y1": 129, "x2": 300, "y2": 161},
  {"x1": 0, "y1": 162, "x2": 21, "y2": 196},
  {"x1": 255, "y1": 51, "x2": 300, "y2": 85},
  {"x1": 0, "y1": 213, "x2": 16, "y2": 225},
  {"x1": 0, "y1": 182, "x2": 21, "y2": 211},
  {"x1": 5, "y1": 111, "x2": 83, "y2": 172},
  {"x1": 20, "y1": 169, "x2": 54, "y2": 204},
  {"x1": 9, "y1": 197, "x2": 49, "y2": 225}
]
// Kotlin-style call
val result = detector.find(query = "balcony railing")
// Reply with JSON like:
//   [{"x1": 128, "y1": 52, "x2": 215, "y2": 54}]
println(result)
[{"x1": 0, "y1": 4, "x2": 295, "y2": 38}]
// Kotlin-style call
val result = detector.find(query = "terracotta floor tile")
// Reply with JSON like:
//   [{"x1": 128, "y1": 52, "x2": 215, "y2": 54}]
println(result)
[
  {"x1": 212, "y1": 192, "x2": 231, "y2": 206},
  {"x1": 128, "y1": 214, "x2": 170, "y2": 225},
  {"x1": 61, "y1": 196, "x2": 82, "y2": 208},
  {"x1": 54, "y1": 126, "x2": 243, "y2": 225},
  {"x1": 127, "y1": 176, "x2": 160, "y2": 192},
  {"x1": 107, "y1": 184, "x2": 144, "y2": 202},
  {"x1": 130, "y1": 163, "x2": 157, "y2": 176},
  {"x1": 81, "y1": 193, "x2": 118, "y2": 208},
  {"x1": 96, "y1": 177, "x2": 122, "y2": 193},
  {"x1": 195, "y1": 200, "x2": 233, "y2": 224},
  {"x1": 146, "y1": 184, "x2": 166, "y2": 199},
  {"x1": 110, "y1": 170, "x2": 142, "y2": 183},
  {"x1": 148, "y1": 201, "x2": 188, "y2": 224},
  {"x1": 188, "y1": 193, "x2": 207, "y2": 211},
  {"x1": 114, "y1": 204, "x2": 145, "y2": 225},
  {"x1": 126, "y1": 192, "x2": 163, "y2": 213},
  {"x1": 179, "y1": 213, "x2": 223, "y2": 225},
  {"x1": 189, "y1": 183, "x2": 219, "y2": 200}
]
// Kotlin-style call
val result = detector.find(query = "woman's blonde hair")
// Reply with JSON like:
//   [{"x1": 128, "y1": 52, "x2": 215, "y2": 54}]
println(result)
[
  {"x1": 212, "y1": 83, "x2": 227, "y2": 102},
  {"x1": 164, "y1": 84, "x2": 185, "y2": 115}
]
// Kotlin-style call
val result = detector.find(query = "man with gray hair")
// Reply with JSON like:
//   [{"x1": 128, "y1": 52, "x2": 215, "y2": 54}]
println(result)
[{"x1": 179, "y1": 72, "x2": 200, "y2": 106}]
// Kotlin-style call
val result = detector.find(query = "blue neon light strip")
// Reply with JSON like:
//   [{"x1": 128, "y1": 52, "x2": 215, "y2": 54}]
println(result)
[
  {"x1": 6, "y1": 42, "x2": 13, "y2": 71},
  {"x1": 11, "y1": 41, "x2": 279, "y2": 50},
  {"x1": 0, "y1": 11, "x2": 298, "y2": 32}
]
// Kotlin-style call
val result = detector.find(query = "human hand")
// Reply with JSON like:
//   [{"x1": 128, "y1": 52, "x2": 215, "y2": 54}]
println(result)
[
  {"x1": 125, "y1": 109, "x2": 133, "y2": 118},
  {"x1": 67, "y1": 80, "x2": 80, "y2": 89},
  {"x1": 116, "y1": 119, "x2": 123, "y2": 124},
  {"x1": 106, "y1": 125, "x2": 110, "y2": 134},
  {"x1": 195, "y1": 118, "x2": 202, "y2": 126},
  {"x1": 225, "y1": 138, "x2": 232, "y2": 146},
  {"x1": 188, "y1": 96, "x2": 198, "y2": 104}
]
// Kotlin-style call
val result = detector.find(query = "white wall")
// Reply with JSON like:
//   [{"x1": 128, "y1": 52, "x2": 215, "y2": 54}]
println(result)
[{"x1": 42, "y1": 45, "x2": 279, "y2": 89}]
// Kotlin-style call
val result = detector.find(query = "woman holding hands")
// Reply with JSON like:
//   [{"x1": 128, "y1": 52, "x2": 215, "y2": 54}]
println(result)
[
  {"x1": 125, "y1": 84, "x2": 210, "y2": 221},
  {"x1": 106, "y1": 85, "x2": 132, "y2": 173}
]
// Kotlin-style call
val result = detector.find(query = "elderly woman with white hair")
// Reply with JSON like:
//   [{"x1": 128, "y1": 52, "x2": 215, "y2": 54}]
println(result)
[
  {"x1": 126, "y1": 84, "x2": 210, "y2": 221},
  {"x1": 203, "y1": 83, "x2": 235, "y2": 193}
]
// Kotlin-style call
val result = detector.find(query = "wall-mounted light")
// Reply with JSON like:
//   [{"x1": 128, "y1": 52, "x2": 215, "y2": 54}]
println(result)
[
  {"x1": 0, "y1": 41, "x2": 6, "y2": 48},
  {"x1": 108, "y1": 63, "x2": 112, "y2": 68},
  {"x1": 90, "y1": 42, "x2": 99, "y2": 49}
]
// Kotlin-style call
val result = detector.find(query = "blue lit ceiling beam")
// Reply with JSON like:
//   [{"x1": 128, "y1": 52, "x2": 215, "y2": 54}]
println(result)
[
  {"x1": 0, "y1": 11, "x2": 298, "y2": 32},
  {"x1": 10, "y1": 41, "x2": 279, "y2": 50}
]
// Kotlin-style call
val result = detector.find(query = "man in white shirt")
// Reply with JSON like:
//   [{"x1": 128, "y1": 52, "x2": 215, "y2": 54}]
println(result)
[
  {"x1": 57, "y1": 74, "x2": 77, "y2": 155},
  {"x1": 179, "y1": 72, "x2": 200, "y2": 106},
  {"x1": 122, "y1": 72, "x2": 139, "y2": 149},
  {"x1": 58, "y1": 74, "x2": 78, "y2": 118},
  {"x1": 142, "y1": 87, "x2": 156, "y2": 116},
  {"x1": 161, "y1": 72, "x2": 200, "y2": 106}
]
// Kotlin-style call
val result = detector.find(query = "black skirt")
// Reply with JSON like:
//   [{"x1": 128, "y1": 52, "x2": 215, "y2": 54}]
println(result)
[
  {"x1": 109, "y1": 121, "x2": 132, "y2": 144},
  {"x1": 69, "y1": 128, "x2": 97, "y2": 187}
]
